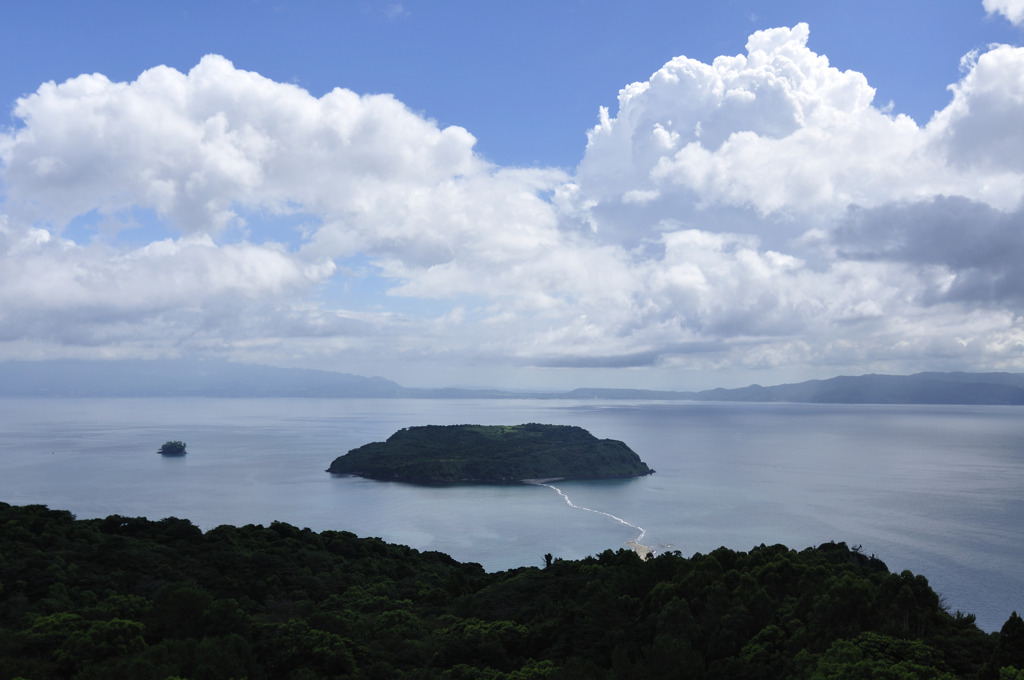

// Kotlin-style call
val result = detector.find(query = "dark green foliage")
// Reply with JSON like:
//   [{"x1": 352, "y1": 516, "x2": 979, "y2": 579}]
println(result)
[
  {"x1": 0, "y1": 502, "x2": 1011, "y2": 679},
  {"x1": 157, "y1": 440, "x2": 187, "y2": 456},
  {"x1": 326, "y1": 423, "x2": 654, "y2": 482},
  {"x1": 983, "y1": 612, "x2": 1024, "y2": 679}
]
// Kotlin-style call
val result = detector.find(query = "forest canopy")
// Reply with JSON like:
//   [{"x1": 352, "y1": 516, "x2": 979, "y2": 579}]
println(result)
[
  {"x1": 326, "y1": 423, "x2": 654, "y2": 483},
  {"x1": 1, "y1": 501, "x2": 1021, "y2": 679}
]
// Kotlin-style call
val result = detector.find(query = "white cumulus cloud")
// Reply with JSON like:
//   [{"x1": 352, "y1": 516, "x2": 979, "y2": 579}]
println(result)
[
  {"x1": 984, "y1": 0, "x2": 1024, "y2": 25},
  {"x1": 576, "y1": 23, "x2": 1024, "y2": 244},
  {"x1": 3, "y1": 28, "x2": 1024, "y2": 384},
  {"x1": 2, "y1": 55, "x2": 484, "y2": 241}
]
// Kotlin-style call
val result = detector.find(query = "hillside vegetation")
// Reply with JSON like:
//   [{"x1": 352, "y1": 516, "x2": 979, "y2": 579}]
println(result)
[
  {"x1": 326, "y1": 424, "x2": 654, "y2": 483},
  {"x1": 1, "y1": 502, "x2": 1022, "y2": 679}
]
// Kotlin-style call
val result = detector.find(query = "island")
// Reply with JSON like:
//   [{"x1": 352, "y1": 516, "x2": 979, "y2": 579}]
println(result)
[
  {"x1": 326, "y1": 423, "x2": 654, "y2": 483},
  {"x1": 157, "y1": 440, "x2": 187, "y2": 456}
]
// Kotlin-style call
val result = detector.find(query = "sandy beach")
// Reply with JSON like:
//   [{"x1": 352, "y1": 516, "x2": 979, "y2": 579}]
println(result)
[{"x1": 627, "y1": 540, "x2": 653, "y2": 560}]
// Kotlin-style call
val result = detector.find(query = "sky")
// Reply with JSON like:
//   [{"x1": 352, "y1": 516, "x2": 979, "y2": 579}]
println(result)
[{"x1": 1, "y1": 1, "x2": 1024, "y2": 391}]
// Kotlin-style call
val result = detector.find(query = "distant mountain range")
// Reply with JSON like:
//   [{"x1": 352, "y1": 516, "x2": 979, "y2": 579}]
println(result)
[
  {"x1": 1, "y1": 359, "x2": 1023, "y2": 405},
  {"x1": 0, "y1": 359, "x2": 401, "y2": 398},
  {"x1": 560, "y1": 372, "x2": 1024, "y2": 405}
]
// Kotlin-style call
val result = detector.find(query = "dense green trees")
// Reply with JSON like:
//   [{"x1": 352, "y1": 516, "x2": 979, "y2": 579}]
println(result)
[
  {"x1": 0, "y1": 501, "x2": 1018, "y2": 678},
  {"x1": 326, "y1": 423, "x2": 653, "y2": 482}
]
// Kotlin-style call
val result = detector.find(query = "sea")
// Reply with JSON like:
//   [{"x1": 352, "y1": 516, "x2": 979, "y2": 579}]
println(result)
[{"x1": 0, "y1": 397, "x2": 1021, "y2": 633}]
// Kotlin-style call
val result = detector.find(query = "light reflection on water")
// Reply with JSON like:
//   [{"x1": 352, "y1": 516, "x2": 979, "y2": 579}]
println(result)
[{"x1": 0, "y1": 397, "x2": 1021, "y2": 632}]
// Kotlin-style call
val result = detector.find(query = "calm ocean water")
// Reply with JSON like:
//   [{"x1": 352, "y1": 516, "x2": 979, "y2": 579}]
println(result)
[{"x1": 0, "y1": 397, "x2": 1021, "y2": 632}]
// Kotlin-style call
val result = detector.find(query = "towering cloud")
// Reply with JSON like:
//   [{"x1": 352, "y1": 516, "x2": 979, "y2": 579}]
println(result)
[
  {"x1": 2, "y1": 26, "x2": 1024, "y2": 382},
  {"x1": 575, "y1": 23, "x2": 1023, "y2": 231}
]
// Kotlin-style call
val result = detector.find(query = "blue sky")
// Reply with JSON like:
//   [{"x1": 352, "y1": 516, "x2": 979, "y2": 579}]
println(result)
[
  {"x1": 3, "y1": 1, "x2": 1018, "y2": 168},
  {"x1": 2, "y1": 1, "x2": 1024, "y2": 389}
]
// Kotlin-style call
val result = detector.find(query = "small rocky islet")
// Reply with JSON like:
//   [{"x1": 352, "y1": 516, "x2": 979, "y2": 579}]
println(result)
[
  {"x1": 326, "y1": 423, "x2": 654, "y2": 483},
  {"x1": 157, "y1": 440, "x2": 187, "y2": 456}
]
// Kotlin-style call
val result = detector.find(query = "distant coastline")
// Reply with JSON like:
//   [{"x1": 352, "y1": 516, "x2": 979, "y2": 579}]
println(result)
[{"x1": 1, "y1": 359, "x2": 1023, "y2": 405}]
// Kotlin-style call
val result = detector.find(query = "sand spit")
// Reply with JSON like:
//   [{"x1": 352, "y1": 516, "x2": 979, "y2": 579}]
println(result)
[{"x1": 627, "y1": 540, "x2": 653, "y2": 560}]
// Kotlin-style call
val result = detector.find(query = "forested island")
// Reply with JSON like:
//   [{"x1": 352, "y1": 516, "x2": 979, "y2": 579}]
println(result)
[
  {"x1": 1, "y1": 502, "x2": 1022, "y2": 679},
  {"x1": 326, "y1": 423, "x2": 654, "y2": 483}
]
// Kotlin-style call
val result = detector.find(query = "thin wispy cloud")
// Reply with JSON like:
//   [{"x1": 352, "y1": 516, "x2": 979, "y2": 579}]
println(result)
[{"x1": 385, "y1": 3, "x2": 410, "y2": 20}]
